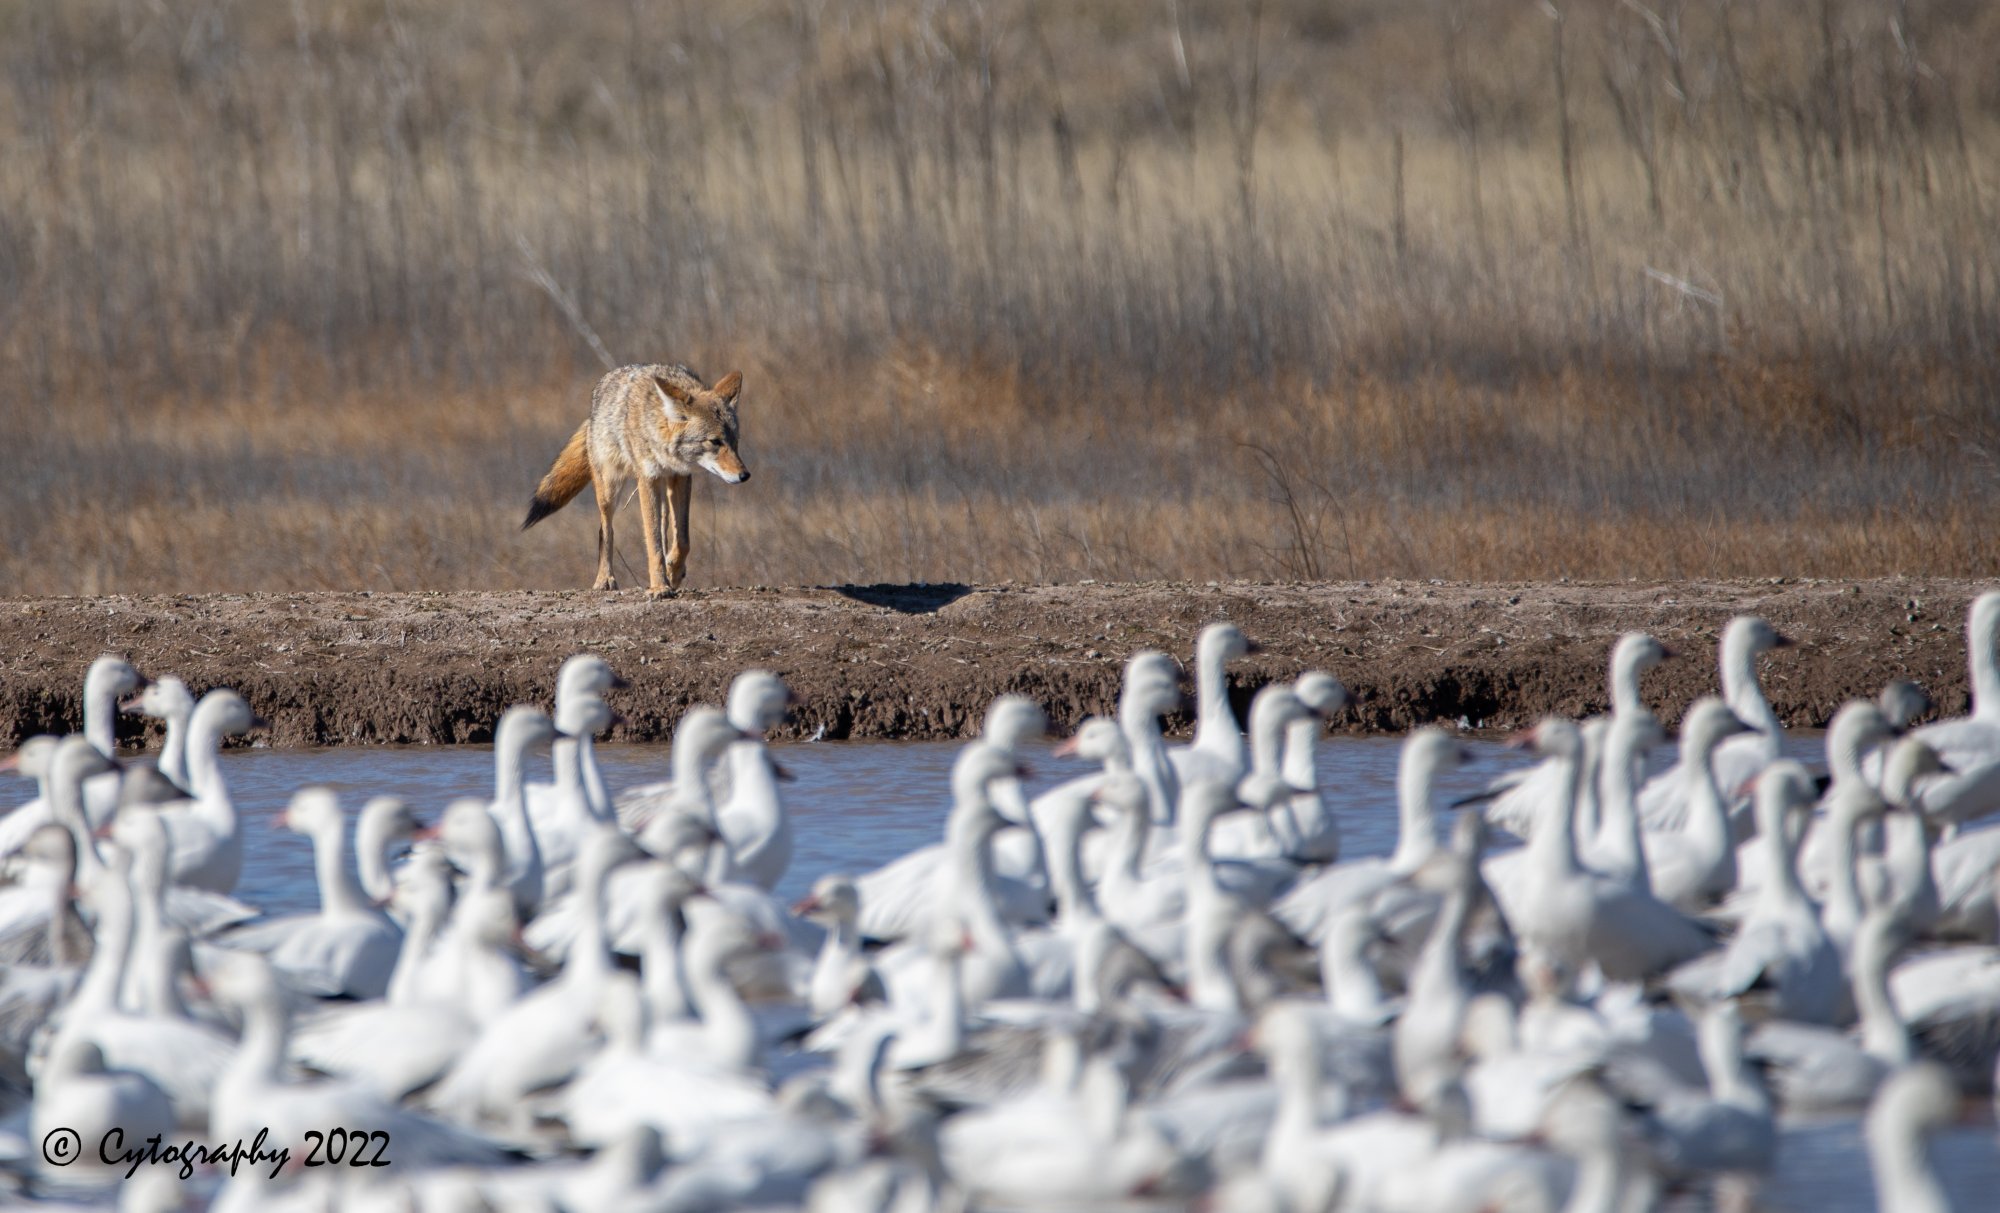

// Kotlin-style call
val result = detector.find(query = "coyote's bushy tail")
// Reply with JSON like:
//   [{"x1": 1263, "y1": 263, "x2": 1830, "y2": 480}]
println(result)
[{"x1": 522, "y1": 422, "x2": 591, "y2": 530}]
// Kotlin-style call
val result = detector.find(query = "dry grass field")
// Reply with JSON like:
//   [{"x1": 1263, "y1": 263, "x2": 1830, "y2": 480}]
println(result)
[{"x1": 1, "y1": 0, "x2": 1996, "y2": 593}]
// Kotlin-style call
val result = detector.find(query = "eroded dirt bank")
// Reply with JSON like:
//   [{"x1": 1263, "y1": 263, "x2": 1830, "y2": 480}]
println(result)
[{"x1": 0, "y1": 579, "x2": 1983, "y2": 748}]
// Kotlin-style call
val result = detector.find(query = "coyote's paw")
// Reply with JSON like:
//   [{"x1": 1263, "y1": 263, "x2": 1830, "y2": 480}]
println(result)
[
  {"x1": 646, "y1": 585, "x2": 677, "y2": 601},
  {"x1": 592, "y1": 576, "x2": 619, "y2": 591}
]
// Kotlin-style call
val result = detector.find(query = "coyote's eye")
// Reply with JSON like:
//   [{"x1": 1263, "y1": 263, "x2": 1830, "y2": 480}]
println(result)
[{"x1": 707, "y1": 437, "x2": 723, "y2": 449}]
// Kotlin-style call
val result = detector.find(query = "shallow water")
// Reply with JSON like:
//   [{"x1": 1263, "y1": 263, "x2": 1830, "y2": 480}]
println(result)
[{"x1": 6, "y1": 730, "x2": 1999, "y2": 1206}]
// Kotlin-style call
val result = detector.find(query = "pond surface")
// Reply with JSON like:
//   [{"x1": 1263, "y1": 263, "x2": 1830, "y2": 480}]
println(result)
[{"x1": 6, "y1": 729, "x2": 1998, "y2": 1208}]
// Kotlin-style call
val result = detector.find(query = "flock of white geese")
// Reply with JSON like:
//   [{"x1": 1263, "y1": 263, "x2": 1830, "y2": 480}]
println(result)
[{"x1": 4, "y1": 601, "x2": 2000, "y2": 1212}]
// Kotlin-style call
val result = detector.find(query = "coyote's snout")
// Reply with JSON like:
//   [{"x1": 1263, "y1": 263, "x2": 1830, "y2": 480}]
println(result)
[{"x1": 521, "y1": 363, "x2": 749, "y2": 596}]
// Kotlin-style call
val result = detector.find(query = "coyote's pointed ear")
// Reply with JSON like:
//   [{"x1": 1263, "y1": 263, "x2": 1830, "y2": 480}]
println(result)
[
  {"x1": 712, "y1": 371, "x2": 743, "y2": 405},
  {"x1": 653, "y1": 375, "x2": 694, "y2": 412}
]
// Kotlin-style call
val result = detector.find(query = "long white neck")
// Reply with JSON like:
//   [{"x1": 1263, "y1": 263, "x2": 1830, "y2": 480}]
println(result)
[
  {"x1": 1183, "y1": 823, "x2": 1237, "y2": 1013},
  {"x1": 1882, "y1": 812, "x2": 1936, "y2": 918},
  {"x1": 1609, "y1": 649, "x2": 1646, "y2": 717},
  {"x1": 308, "y1": 817, "x2": 370, "y2": 917},
  {"x1": 1389, "y1": 752, "x2": 1441, "y2": 875},
  {"x1": 642, "y1": 900, "x2": 691, "y2": 1023},
  {"x1": 120, "y1": 842, "x2": 169, "y2": 1012},
  {"x1": 83, "y1": 675, "x2": 119, "y2": 758},
  {"x1": 1867, "y1": 1098, "x2": 1951, "y2": 1213},
  {"x1": 385, "y1": 896, "x2": 446, "y2": 1006},
  {"x1": 1530, "y1": 751, "x2": 1584, "y2": 880},
  {"x1": 1246, "y1": 708, "x2": 1285, "y2": 784},
  {"x1": 50, "y1": 763, "x2": 106, "y2": 890},
  {"x1": 493, "y1": 733, "x2": 543, "y2": 912},
  {"x1": 1281, "y1": 716, "x2": 1318, "y2": 790},
  {"x1": 159, "y1": 705, "x2": 192, "y2": 790},
  {"x1": 353, "y1": 813, "x2": 400, "y2": 906},
  {"x1": 1723, "y1": 640, "x2": 1783, "y2": 741},
  {"x1": 71, "y1": 868, "x2": 133, "y2": 1017},
  {"x1": 231, "y1": 987, "x2": 289, "y2": 1088},
  {"x1": 944, "y1": 808, "x2": 1011, "y2": 955},
  {"x1": 1758, "y1": 804, "x2": 1812, "y2": 915},
  {"x1": 1192, "y1": 643, "x2": 1241, "y2": 764},
  {"x1": 1040, "y1": 802, "x2": 1100, "y2": 930},
  {"x1": 1820, "y1": 799, "x2": 1868, "y2": 949},
  {"x1": 565, "y1": 846, "x2": 617, "y2": 988},
  {"x1": 686, "y1": 938, "x2": 758, "y2": 1071},
  {"x1": 1263, "y1": 1038, "x2": 1326, "y2": 1177},
  {"x1": 1120, "y1": 698, "x2": 1180, "y2": 827},
  {"x1": 1593, "y1": 732, "x2": 1652, "y2": 893},
  {"x1": 723, "y1": 741, "x2": 787, "y2": 852},
  {"x1": 578, "y1": 732, "x2": 613, "y2": 820},
  {"x1": 1970, "y1": 597, "x2": 2000, "y2": 721},
  {"x1": 553, "y1": 738, "x2": 597, "y2": 829},
  {"x1": 1853, "y1": 923, "x2": 1913, "y2": 1065},
  {"x1": 184, "y1": 707, "x2": 232, "y2": 811},
  {"x1": 1678, "y1": 730, "x2": 1736, "y2": 890},
  {"x1": 807, "y1": 913, "x2": 859, "y2": 1019}
]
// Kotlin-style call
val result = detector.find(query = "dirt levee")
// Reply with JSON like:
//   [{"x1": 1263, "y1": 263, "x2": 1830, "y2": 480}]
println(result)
[{"x1": 0, "y1": 579, "x2": 1982, "y2": 749}]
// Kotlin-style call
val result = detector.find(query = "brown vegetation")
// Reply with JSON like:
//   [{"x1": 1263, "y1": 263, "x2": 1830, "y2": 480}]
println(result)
[{"x1": 1, "y1": 1, "x2": 1996, "y2": 593}]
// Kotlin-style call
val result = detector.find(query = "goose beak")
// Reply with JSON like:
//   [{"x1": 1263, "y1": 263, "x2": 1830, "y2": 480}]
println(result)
[
  {"x1": 118, "y1": 695, "x2": 147, "y2": 714},
  {"x1": 1658, "y1": 645, "x2": 1678, "y2": 660},
  {"x1": 1243, "y1": 639, "x2": 1265, "y2": 655},
  {"x1": 755, "y1": 930, "x2": 785, "y2": 952},
  {"x1": 1013, "y1": 762, "x2": 1033, "y2": 780},
  {"x1": 247, "y1": 714, "x2": 272, "y2": 732},
  {"x1": 0, "y1": 755, "x2": 17, "y2": 773},
  {"x1": 791, "y1": 893, "x2": 822, "y2": 917},
  {"x1": 1504, "y1": 727, "x2": 1539, "y2": 751},
  {"x1": 1772, "y1": 634, "x2": 1797, "y2": 649},
  {"x1": 770, "y1": 761, "x2": 797, "y2": 783},
  {"x1": 608, "y1": 672, "x2": 631, "y2": 690},
  {"x1": 1052, "y1": 736, "x2": 1083, "y2": 758},
  {"x1": 92, "y1": 820, "x2": 116, "y2": 840},
  {"x1": 412, "y1": 821, "x2": 443, "y2": 842}
]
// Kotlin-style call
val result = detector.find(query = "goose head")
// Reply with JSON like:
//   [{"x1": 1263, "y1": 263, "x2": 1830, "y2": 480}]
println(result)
[
  {"x1": 1197, "y1": 621, "x2": 1258, "y2": 665},
  {"x1": 1511, "y1": 716, "x2": 1584, "y2": 764},
  {"x1": 1751, "y1": 759, "x2": 1817, "y2": 847},
  {"x1": 431, "y1": 798, "x2": 506, "y2": 875},
  {"x1": 793, "y1": 873, "x2": 859, "y2": 926},
  {"x1": 358, "y1": 796, "x2": 422, "y2": 846},
  {"x1": 1877, "y1": 680, "x2": 1933, "y2": 732},
  {"x1": 556, "y1": 692, "x2": 616, "y2": 741},
  {"x1": 1827, "y1": 700, "x2": 1896, "y2": 778},
  {"x1": 276, "y1": 787, "x2": 346, "y2": 838},
  {"x1": 1054, "y1": 717, "x2": 1129, "y2": 766},
  {"x1": 950, "y1": 743, "x2": 1028, "y2": 812},
  {"x1": 1090, "y1": 771, "x2": 1151, "y2": 819},
  {"x1": 557, "y1": 653, "x2": 628, "y2": 701},
  {"x1": 85, "y1": 656, "x2": 147, "y2": 706},
  {"x1": 48, "y1": 736, "x2": 117, "y2": 817},
  {"x1": 672, "y1": 706, "x2": 755, "y2": 769},
  {"x1": 1880, "y1": 738, "x2": 1946, "y2": 813},
  {"x1": 22, "y1": 822, "x2": 78, "y2": 873},
  {"x1": 1292, "y1": 671, "x2": 1349, "y2": 718},
  {"x1": 1678, "y1": 697, "x2": 1753, "y2": 760},
  {"x1": 1247, "y1": 686, "x2": 1311, "y2": 741},
  {"x1": 1724, "y1": 615, "x2": 1793, "y2": 661},
  {"x1": 391, "y1": 847, "x2": 458, "y2": 924},
  {"x1": 1123, "y1": 665, "x2": 1187, "y2": 723},
  {"x1": 205, "y1": 950, "x2": 284, "y2": 1017},
  {"x1": 1249, "y1": 999, "x2": 1321, "y2": 1072},
  {"x1": 1610, "y1": 631, "x2": 1671, "y2": 701},
  {"x1": 1124, "y1": 651, "x2": 1185, "y2": 699},
  {"x1": 638, "y1": 809, "x2": 722, "y2": 874},
  {"x1": 1, "y1": 734, "x2": 60, "y2": 779},
  {"x1": 1402, "y1": 725, "x2": 1470, "y2": 787},
  {"x1": 115, "y1": 763, "x2": 182, "y2": 810},
  {"x1": 1865, "y1": 1061, "x2": 1959, "y2": 1155},
  {"x1": 1602, "y1": 710, "x2": 1666, "y2": 771},
  {"x1": 726, "y1": 669, "x2": 794, "y2": 735},
  {"x1": 981, "y1": 695, "x2": 1048, "y2": 752},
  {"x1": 119, "y1": 675, "x2": 193, "y2": 721},
  {"x1": 494, "y1": 704, "x2": 558, "y2": 757},
  {"x1": 1178, "y1": 778, "x2": 1243, "y2": 848},
  {"x1": 190, "y1": 689, "x2": 269, "y2": 740}
]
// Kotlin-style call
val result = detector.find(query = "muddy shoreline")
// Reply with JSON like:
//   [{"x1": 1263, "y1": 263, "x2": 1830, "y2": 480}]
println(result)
[{"x1": 0, "y1": 579, "x2": 1981, "y2": 749}]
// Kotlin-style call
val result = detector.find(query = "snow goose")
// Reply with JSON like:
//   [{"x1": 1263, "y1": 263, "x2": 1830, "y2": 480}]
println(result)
[
  {"x1": 1747, "y1": 902, "x2": 1911, "y2": 1113},
  {"x1": 207, "y1": 949, "x2": 517, "y2": 1169},
  {"x1": 431, "y1": 825, "x2": 640, "y2": 1128},
  {"x1": 1891, "y1": 590, "x2": 2000, "y2": 775},
  {"x1": 1669, "y1": 762, "x2": 1842, "y2": 1023},
  {"x1": 1865, "y1": 1062, "x2": 1961, "y2": 1213},
  {"x1": 797, "y1": 875, "x2": 876, "y2": 1020},
  {"x1": 0, "y1": 825, "x2": 89, "y2": 1090},
  {"x1": 1123, "y1": 651, "x2": 1187, "y2": 828},
  {"x1": 288, "y1": 851, "x2": 512, "y2": 1099},
  {"x1": 1642, "y1": 698, "x2": 1754, "y2": 910},
  {"x1": 714, "y1": 670, "x2": 799, "y2": 890},
  {"x1": 216, "y1": 789, "x2": 402, "y2": 999},
  {"x1": 1210, "y1": 684, "x2": 1327, "y2": 862},
  {"x1": 122, "y1": 675, "x2": 194, "y2": 794},
  {"x1": 0, "y1": 815, "x2": 91, "y2": 968},
  {"x1": 487, "y1": 704, "x2": 556, "y2": 920},
  {"x1": 1170, "y1": 621, "x2": 1257, "y2": 788},
  {"x1": 855, "y1": 741, "x2": 1049, "y2": 946},
  {"x1": 1274, "y1": 726, "x2": 1465, "y2": 946},
  {"x1": 1620, "y1": 1001, "x2": 1776, "y2": 1203},
  {"x1": 1499, "y1": 718, "x2": 1716, "y2": 984},
  {"x1": 1275, "y1": 671, "x2": 1350, "y2": 862},
  {"x1": 0, "y1": 659, "x2": 147, "y2": 856},
  {"x1": 31, "y1": 1039, "x2": 174, "y2": 1178},
  {"x1": 529, "y1": 691, "x2": 614, "y2": 903},
  {"x1": 526, "y1": 652, "x2": 626, "y2": 825},
  {"x1": 42, "y1": 837, "x2": 234, "y2": 1129},
  {"x1": 1884, "y1": 876, "x2": 2000, "y2": 1091},
  {"x1": 1583, "y1": 709, "x2": 1665, "y2": 890},
  {"x1": 1393, "y1": 811, "x2": 1487, "y2": 1108},
  {"x1": 1639, "y1": 616, "x2": 1792, "y2": 832},
  {"x1": 353, "y1": 795, "x2": 420, "y2": 907},
  {"x1": 147, "y1": 688, "x2": 268, "y2": 894},
  {"x1": 1486, "y1": 630, "x2": 1668, "y2": 839}
]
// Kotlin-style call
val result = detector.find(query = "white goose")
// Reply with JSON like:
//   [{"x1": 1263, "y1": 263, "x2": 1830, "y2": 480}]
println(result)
[
  {"x1": 208, "y1": 950, "x2": 516, "y2": 1168},
  {"x1": 1669, "y1": 762, "x2": 1842, "y2": 1024},
  {"x1": 714, "y1": 670, "x2": 799, "y2": 891},
  {"x1": 530, "y1": 691, "x2": 615, "y2": 903},
  {"x1": 1276, "y1": 671, "x2": 1351, "y2": 862},
  {"x1": 1485, "y1": 630, "x2": 1668, "y2": 839},
  {"x1": 124, "y1": 675, "x2": 195, "y2": 793},
  {"x1": 31, "y1": 1039, "x2": 174, "y2": 1177},
  {"x1": 487, "y1": 704, "x2": 556, "y2": 920},
  {"x1": 1638, "y1": 616, "x2": 1792, "y2": 833},
  {"x1": 1866, "y1": 1062, "x2": 1961, "y2": 1213},
  {"x1": 1169, "y1": 621, "x2": 1257, "y2": 788},
  {"x1": 1642, "y1": 698, "x2": 1754, "y2": 909},
  {"x1": 148, "y1": 688, "x2": 268, "y2": 894},
  {"x1": 0, "y1": 659, "x2": 148, "y2": 857},
  {"x1": 216, "y1": 789, "x2": 403, "y2": 1000},
  {"x1": 1747, "y1": 902, "x2": 1912, "y2": 1113},
  {"x1": 1888, "y1": 590, "x2": 2000, "y2": 775},
  {"x1": 1497, "y1": 718, "x2": 1715, "y2": 984},
  {"x1": 526, "y1": 652, "x2": 625, "y2": 826}
]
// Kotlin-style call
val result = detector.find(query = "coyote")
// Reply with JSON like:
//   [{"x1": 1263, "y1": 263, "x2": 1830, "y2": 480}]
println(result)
[{"x1": 521, "y1": 363, "x2": 749, "y2": 596}]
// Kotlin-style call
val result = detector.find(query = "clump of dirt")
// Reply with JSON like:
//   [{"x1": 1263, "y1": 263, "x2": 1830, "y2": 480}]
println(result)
[{"x1": 0, "y1": 578, "x2": 1979, "y2": 749}]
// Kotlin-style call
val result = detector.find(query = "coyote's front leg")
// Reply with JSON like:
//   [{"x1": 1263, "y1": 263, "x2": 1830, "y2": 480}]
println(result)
[
  {"x1": 635, "y1": 474, "x2": 674, "y2": 597},
  {"x1": 590, "y1": 472, "x2": 619, "y2": 591},
  {"x1": 663, "y1": 473, "x2": 692, "y2": 591}
]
